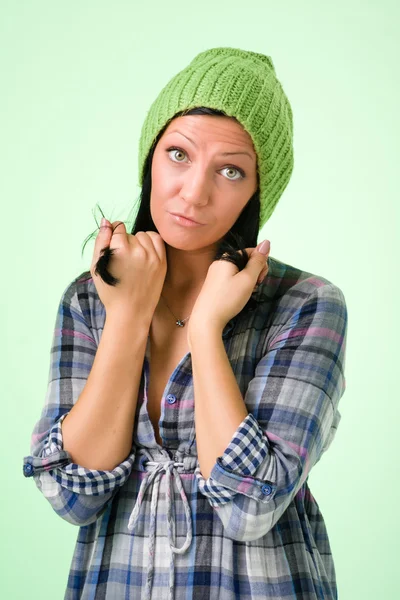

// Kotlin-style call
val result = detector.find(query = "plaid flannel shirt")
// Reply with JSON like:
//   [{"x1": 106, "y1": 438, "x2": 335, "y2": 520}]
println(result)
[{"x1": 23, "y1": 255, "x2": 348, "y2": 600}]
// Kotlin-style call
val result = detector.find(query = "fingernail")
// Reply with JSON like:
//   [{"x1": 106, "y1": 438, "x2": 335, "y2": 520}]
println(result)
[
  {"x1": 258, "y1": 240, "x2": 270, "y2": 255},
  {"x1": 100, "y1": 217, "x2": 107, "y2": 228}
]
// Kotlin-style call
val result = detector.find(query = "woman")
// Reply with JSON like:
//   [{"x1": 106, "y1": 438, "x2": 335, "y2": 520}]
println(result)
[{"x1": 23, "y1": 47, "x2": 348, "y2": 600}]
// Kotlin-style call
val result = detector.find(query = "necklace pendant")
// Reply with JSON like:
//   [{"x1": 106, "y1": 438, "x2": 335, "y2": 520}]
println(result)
[{"x1": 176, "y1": 319, "x2": 185, "y2": 327}]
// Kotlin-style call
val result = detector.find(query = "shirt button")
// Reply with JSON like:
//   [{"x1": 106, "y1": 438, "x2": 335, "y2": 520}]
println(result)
[
  {"x1": 166, "y1": 394, "x2": 177, "y2": 404},
  {"x1": 23, "y1": 463, "x2": 34, "y2": 477},
  {"x1": 138, "y1": 455, "x2": 148, "y2": 472},
  {"x1": 261, "y1": 484, "x2": 272, "y2": 495}
]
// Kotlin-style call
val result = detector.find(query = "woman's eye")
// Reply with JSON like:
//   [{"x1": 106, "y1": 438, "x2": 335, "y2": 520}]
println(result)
[
  {"x1": 167, "y1": 147, "x2": 187, "y2": 162},
  {"x1": 166, "y1": 146, "x2": 245, "y2": 181},
  {"x1": 221, "y1": 166, "x2": 245, "y2": 181}
]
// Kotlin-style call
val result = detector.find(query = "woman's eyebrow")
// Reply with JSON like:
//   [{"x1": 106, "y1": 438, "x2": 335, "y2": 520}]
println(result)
[{"x1": 166, "y1": 130, "x2": 254, "y2": 160}]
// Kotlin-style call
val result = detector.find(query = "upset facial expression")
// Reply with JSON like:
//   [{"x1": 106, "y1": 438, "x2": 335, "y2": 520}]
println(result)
[{"x1": 150, "y1": 114, "x2": 259, "y2": 250}]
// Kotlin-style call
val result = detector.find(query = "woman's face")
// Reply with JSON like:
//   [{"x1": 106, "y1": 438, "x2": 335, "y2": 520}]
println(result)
[{"x1": 150, "y1": 114, "x2": 258, "y2": 251}]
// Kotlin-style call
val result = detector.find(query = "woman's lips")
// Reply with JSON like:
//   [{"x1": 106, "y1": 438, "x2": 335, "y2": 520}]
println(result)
[{"x1": 169, "y1": 212, "x2": 205, "y2": 227}]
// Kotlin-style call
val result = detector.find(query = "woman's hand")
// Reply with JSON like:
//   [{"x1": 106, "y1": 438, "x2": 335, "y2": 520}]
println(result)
[
  {"x1": 91, "y1": 219, "x2": 167, "y2": 318},
  {"x1": 188, "y1": 240, "x2": 271, "y2": 336}
]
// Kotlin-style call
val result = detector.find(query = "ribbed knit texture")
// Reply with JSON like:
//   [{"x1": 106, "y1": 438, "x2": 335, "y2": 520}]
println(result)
[{"x1": 137, "y1": 46, "x2": 294, "y2": 230}]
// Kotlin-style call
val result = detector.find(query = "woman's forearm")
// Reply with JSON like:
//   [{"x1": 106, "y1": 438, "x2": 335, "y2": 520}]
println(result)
[
  {"x1": 188, "y1": 326, "x2": 249, "y2": 480},
  {"x1": 61, "y1": 311, "x2": 150, "y2": 471}
]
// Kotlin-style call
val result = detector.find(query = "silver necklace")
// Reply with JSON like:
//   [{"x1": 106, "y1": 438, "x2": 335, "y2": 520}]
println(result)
[{"x1": 160, "y1": 293, "x2": 190, "y2": 327}]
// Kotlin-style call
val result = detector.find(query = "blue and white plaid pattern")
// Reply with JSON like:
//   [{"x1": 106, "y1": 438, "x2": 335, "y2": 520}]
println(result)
[{"x1": 23, "y1": 255, "x2": 348, "y2": 599}]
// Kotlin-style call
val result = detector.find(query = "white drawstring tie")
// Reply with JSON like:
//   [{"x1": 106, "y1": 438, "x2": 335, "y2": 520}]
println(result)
[{"x1": 128, "y1": 459, "x2": 193, "y2": 600}]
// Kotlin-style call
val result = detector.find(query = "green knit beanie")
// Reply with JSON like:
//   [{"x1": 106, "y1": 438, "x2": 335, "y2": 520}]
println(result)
[{"x1": 137, "y1": 46, "x2": 294, "y2": 230}]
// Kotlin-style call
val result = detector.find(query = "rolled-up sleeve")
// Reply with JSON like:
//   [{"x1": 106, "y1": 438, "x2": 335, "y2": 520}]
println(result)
[
  {"x1": 195, "y1": 282, "x2": 348, "y2": 542},
  {"x1": 22, "y1": 274, "x2": 136, "y2": 526}
]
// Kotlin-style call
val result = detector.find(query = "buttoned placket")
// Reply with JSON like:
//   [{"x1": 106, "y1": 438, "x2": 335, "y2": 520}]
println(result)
[
  {"x1": 128, "y1": 318, "x2": 237, "y2": 598},
  {"x1": 128, "y1": 457, "x2": 194, "y2": 600}
]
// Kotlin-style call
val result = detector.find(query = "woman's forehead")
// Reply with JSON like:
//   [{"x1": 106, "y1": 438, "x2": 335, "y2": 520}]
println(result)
[{"x1": 162, "y1": 114, "x2": 257, "y2": 156}]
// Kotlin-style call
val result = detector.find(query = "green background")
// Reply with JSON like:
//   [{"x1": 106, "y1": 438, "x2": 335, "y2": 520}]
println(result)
[{"x1": 3, "y1": 1, "x2": 398, "y2": 598}]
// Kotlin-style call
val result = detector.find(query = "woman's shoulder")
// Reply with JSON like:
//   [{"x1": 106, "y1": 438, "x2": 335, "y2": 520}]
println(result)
[
  {"x1": 256, "y1": 255, "x2": 347, "y2": 330},
  {"x1": 58, "y1": 269, "x2": 105, "y2": 336},
  {"x1": 59, "y1": 269, "x2": 98, "y2": 303},
  {"x1": 265, "y1": 255, "x2": 345, "y2": 301},
  {"x1": 249, "y1": 255, "x2": 348, "y2": 351}
]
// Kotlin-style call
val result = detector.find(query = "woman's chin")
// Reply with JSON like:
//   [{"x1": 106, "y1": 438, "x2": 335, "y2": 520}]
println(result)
[{"x1": 157, "y1": 229, "x2": 208, "y2": 251}]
